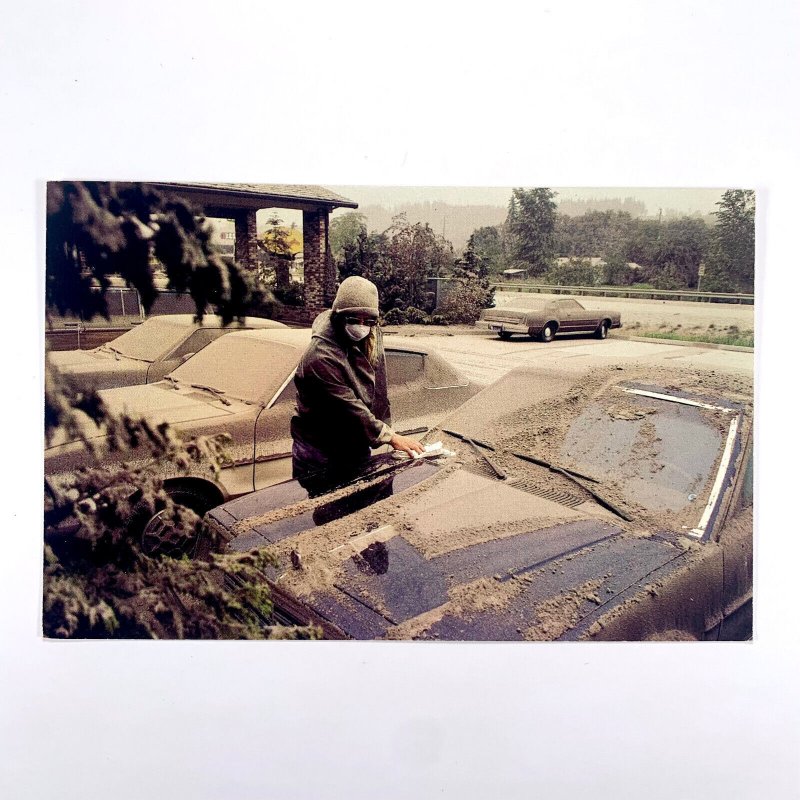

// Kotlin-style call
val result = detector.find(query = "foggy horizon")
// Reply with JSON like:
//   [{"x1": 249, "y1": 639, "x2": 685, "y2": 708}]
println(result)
[{"x1": 330, "y1": 186, "x2": 731, "y2": 217}]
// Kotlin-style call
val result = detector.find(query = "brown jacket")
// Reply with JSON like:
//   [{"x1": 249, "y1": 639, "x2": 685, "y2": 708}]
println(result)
[{"x1": 291, "y1": 311, "x2": 391, "y2": 457}]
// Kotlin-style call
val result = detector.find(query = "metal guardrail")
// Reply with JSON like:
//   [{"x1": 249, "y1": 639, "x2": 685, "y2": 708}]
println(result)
[{"x1": 490, "y1": 282, "x2": 754, "y2": 305}]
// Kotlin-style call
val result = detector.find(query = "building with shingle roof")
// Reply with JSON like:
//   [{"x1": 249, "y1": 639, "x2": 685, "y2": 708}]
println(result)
[{"x1": 141, "y1": 182, "x2": 359, "y2": 319}]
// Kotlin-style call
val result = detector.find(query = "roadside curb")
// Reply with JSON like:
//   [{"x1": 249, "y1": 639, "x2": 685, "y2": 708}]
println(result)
[
  {"x1": 617, "y1": 335, "x2": 754, "y2": 353},
  {"x1": 384, "y1": 326, "x2": 754, "y2": 352},
  {"x1": 383, "y1": 325, "x2": 486, "y2": 338}
]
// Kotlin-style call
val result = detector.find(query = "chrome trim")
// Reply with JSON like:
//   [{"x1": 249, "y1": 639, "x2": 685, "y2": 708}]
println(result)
[
  {"x1": 622, "y1": 388, "x2": 736, "y2": 413},
  {"x1": 266, "y1": 369, "x2": 297, "y2": 409},
  {"x1": 689, "y1": 415, "x2": 741, "y2": 539},
  {"x1": 423, "y1": 382, "x2": 471, "y2": 390},
  {"x1": 482, "y1": 321, "x2": 529, "y2": 334}
]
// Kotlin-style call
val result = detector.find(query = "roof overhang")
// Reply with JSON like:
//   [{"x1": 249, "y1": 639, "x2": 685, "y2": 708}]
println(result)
[{"x1": 140, "y1": 182, "x2": 359, "y2": 215}]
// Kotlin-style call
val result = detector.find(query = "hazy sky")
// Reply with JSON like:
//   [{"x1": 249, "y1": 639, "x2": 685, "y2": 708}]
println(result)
[{"x1": 330, "y1": 186, "x2": 728, "y2": 216}]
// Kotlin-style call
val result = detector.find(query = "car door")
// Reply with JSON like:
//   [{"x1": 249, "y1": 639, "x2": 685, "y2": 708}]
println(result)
[
  {"x1": 557, "y1": 299, "x2": 596, "y2": 333},
  {"x1": 252, "y1": 374, "x2": 297, "y2": 491}
]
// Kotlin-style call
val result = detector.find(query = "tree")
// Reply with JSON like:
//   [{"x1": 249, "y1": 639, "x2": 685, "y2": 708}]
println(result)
[
  {"x1": 464, "y1": 226, "x2": 505, "y2": 275},
  {"x1": 652, "y1": 217, "x2": 710, "y2": 288},
  {"x1": 504, "y1": 188, "x2": 558, "y2": 276},
  {"x1": 625, "y1": 215, "x2": 711, "y2": 288},
  {"x1": 256, "y1": 214, "x2": 301, "y2": 300},
  {"x1": 441, "y1": 236, "x2": 496, "y2": 322},
  {"x1": 360, "y1": 215, "x2": 452, "y2": 313},
  {"x1": 542, "y1": 257, "x2": 598, "y2": 287},
  {"x1": 46, "y1": 182, "x2": 257, "y2": 324},
  {"x1": 600, "y1": 249, "x2": 636, "y2": 286},
  {"x1": 330, "y1": 212, "x2": 367, "y2": 262},
  {"x1": 45, "y1": 181, "x2": 316, "y2": 639},
  {"x1": 554, "y1": 210, "x2": 636, "y2": 258},
  {"x1": 703, "y1": 190, "x2": 755, "y2": 293}
]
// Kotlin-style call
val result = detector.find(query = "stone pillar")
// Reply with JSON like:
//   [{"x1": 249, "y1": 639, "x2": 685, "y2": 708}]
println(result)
[
  {"x1": 233, "y1": 209, "x2": 258, "y2": 271},
  {"x1": 302, "y1": 208, "x2": 334, "y2": 314}
]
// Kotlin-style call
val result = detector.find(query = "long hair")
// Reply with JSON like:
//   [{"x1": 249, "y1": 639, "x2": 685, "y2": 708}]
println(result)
[{"x1": 363, "y1": 325, "x2": 378, "y2": 367}]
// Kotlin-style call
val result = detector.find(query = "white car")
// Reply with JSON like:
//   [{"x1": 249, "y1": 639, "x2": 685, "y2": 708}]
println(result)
[
  {"x1": 45, "y1": 328, "x2": 478, "y2": 514},
  {"x1": 48, "y1": 314, "x2": 287, "y2": 390}
]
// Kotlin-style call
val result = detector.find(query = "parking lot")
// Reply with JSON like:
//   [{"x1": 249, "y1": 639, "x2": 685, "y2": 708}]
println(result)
[{"x1": 387, "y1": 292, "x2": 754, "y2": 387}]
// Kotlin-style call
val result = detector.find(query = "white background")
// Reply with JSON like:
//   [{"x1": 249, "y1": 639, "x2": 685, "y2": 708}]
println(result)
[{"x1": 2, "y1": 1, "x2": 798, "y2": 797}]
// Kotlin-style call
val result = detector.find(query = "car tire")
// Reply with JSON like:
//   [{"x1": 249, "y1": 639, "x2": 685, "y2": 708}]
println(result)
[
  {"x1": 140, "y1": 485, "x2": 219, "y2": 558},
  {"x1": 498, "y1": 331, "x2": 512, "y2": 340},
  {"x1": 168, "y1": 484, "x2": 219, "y2": 516},
  {"x1": 595, "y1": 320, "x2": 610, "y2": 340},
  {"x1": 539, "y1": 323, "x2": 556, "y2": 343}
]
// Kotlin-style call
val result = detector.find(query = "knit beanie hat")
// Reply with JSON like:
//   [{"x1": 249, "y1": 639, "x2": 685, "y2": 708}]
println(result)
[{"x1": 331, "y1": 276, "x2": 379, "y2": 316}]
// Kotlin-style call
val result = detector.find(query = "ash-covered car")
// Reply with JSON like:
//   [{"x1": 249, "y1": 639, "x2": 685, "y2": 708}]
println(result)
[
  {"x1": 479, "y1": 297, "x2": 622, "y2": 342},
  {"x1": 48, "y1": 314, "x2": 287, "y2": 391},
  {"x1": 204, "y1": 364, "x2": 752, "y2": 641},
  {"x1": 45, "y1": 328, "x2": 477, "y2": 515}
]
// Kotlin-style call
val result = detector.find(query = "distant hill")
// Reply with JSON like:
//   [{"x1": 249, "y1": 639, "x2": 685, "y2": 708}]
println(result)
[
  {"x1": 344, "y1": 194, "x2": 716, "y2": 252},
  {"x1": 356, "y1": 202, "x2": 507, "y2": 252},
  {"x1": 556, "y1": 196, "x2": 648, "y2": 217}
]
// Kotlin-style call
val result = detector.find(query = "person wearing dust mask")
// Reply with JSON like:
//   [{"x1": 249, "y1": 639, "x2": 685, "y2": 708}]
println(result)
[{"x1": 291, "y1": 276, "x2": 424, "y2": 492}]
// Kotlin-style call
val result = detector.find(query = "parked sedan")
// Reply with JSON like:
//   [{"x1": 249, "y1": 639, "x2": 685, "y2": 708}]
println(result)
[
  {"x1": 48, "y1": 314, "x2": 286, "y2": 391},
  {"x1": 45, "y1": 328, "x2": 477, "y2": 515},
  {"x1": 479, "y1": 297, "x2": 622, "y2": 342},
  {"x1": 205, "y1": 364, "x2": 752, "y2": 641}
]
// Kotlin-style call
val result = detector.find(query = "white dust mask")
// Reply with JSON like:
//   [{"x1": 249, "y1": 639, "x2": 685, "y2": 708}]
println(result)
[{"x1": 345, "y1": 323, "x2": 371, "y2": 342}]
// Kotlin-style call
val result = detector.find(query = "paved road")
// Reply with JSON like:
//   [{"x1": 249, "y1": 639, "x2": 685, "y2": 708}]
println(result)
[
  {"x1": 405, "y1": 332, "x2": 754, "y2": 386},
  {"x1": 493, "y1": 291, "x2": 755, "y2": 333}
]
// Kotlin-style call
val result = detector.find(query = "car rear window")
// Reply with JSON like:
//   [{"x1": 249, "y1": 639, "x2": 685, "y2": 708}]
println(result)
[{"x1": 169, "y1": 334, "x2": 301, "y2": 404}]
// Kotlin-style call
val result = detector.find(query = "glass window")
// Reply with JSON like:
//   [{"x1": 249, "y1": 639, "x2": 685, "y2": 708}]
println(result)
[
  {"x1": 385, "y1": 351, "x2": 425, "y2": 386},
  {"x1": 106, "y1": 317, "x2": 194, "y2": 361},
  {"x1": 167, "y1": 328, "x2": 225, "y2": 360},
  {"x1": 170, "y1": 334, "x2": 301, "y2": 404}
]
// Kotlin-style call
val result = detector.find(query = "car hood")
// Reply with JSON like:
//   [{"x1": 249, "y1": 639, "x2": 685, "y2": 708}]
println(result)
[
  {"x1": 47, "y1": 382, "x2": 243, "y2": 448},
  {"x1": 49, "y1": 349, "x2": 142, "y2": 369},
  {"x1": 100, "y1": 383, "x2": 242, "y2": 423},
  {"x1": 48, "y1": 349, "x2": 148, "y2": 388},
  {"x1": 208, "y1": 455, "x2": 691, "y2": 641},
  {"x1": 205, "y1": 363, "x2": 751, "y2": 640}
]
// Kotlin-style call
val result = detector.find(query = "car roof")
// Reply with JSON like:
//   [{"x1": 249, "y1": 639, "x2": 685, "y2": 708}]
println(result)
[
  {"x1": 226, "y1": 327, "x2": 313, "y2": 346},
  {"x1": 225, "y1": 328, "x2": 437, "y2": 354},
  {"x1": 145, "y1": 314, "x2": 286, "y2": 329}
]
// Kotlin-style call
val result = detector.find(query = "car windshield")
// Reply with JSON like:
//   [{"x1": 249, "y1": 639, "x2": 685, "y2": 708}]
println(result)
[
  {"x1": 169, "y1": 334, "x2": 301, "y2": 404},
  {"x1": 102, "y1": 318, "x2": 194, "y2": 362}
]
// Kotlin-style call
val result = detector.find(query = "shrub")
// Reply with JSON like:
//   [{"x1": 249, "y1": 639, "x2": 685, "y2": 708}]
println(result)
[
  {"x1": 541, "y1": 257, "x2": 598, "y2": 286},
  {"x1": 436, "y1": 279, "x2": 494, "y2": 324},
  {"x1": 273, "y1": 280, "x2": 305, "y2": 307},
  {"x1": 381, "y1": 307, "x2": 407, "y2": 325},
  {"x1": 404, "y1": 306, "x2": 428, "y2": 324}
]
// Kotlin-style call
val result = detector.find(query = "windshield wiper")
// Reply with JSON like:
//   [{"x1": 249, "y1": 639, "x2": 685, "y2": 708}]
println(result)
[
  {"x1": 99, "y1": 344, "x2": 150, "y2": 363},
  {"x1": 99, "y1": 344, "x2": 121, "y2": 360},
  {"x1": 190, "y1": 383, "x2": 231, "y2": 406},
  {"x1": 441, "y1": 427, "x2": 632, "y2": 522},
  {"x1": 163, "y1": 376, "x2": 181, "y2": 390}
]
